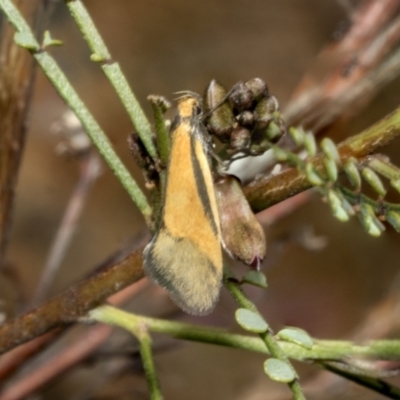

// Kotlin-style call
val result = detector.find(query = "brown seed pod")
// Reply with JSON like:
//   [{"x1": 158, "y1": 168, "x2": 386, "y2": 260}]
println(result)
[
  {"x1": 254, "y1": 95, "x2": 280, "y2": 129},
  {"x1": 245, "y1": 77, "x2": 269, "y2": 101},
  {"x1": 204, "y1": 80, "x2": 235, "y2": 141},
  {"x1": 236, "y1": 110, "x2": 254, "y2": 128},
  {"x1": 230, "y1": 126, "x2": 251, "y2": 152},
  {"x1": 229, "y1": 81, "x2": 254, "y2": 112}
]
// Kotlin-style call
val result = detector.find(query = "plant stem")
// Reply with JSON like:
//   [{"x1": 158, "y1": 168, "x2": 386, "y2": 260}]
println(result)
[
  {"x1": 320, "y1": 361, "x2": 400, "y2": 400},
  {"x1": 90, "y1": 305, "x2": 163, "y2": 400},
  {"x1": 138, "y1": 330, "x2": 164, "y2": 400},
  {"x1": 88, "y1": 306, "x2": 400, "y2": 361},
  {"x1": 0, "y1": 249, "x2": 144, "y2": 354},
  {"x1": 368, "y1": 156, "x2": 400, "y2": 181},
  {"x1": 0, "y1": 0, "x2": 153, "y2": 223},
  {"x1": 340, "y1": 185, "x2": 400, "y2": 213},
  {"x1": 89, "y1": 306, "x2": 400, "y2": 398},
  {"x1": 223, "y1": 267, "x2": 306, "y2": 400},
  {"x1": 147, "y1": 95, "x2": 171, "y2": 166},
  {"x1": 32, "y1": 152, "x2": 102, "y2": 306},
  {"x1": 65, "y1": 0, "x2": 158, "y2": 162}
]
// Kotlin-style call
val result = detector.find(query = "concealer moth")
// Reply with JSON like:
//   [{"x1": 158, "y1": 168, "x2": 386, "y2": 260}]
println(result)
[{"x1": 143, "y1": 92, "x2": 223, "y2": 315}]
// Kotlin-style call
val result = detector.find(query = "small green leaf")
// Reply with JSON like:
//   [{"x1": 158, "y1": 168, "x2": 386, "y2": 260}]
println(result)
[
  {"x1": 327, "y1": 189, "x2": 350, "y2": 222},
  {"x1": 14, "y1": 32, "x2": 38, "y2": 50},
  {"x1": 42, "y1": 30, "x2": 63, "y2": 48},
  {"x1": 362, "y1": 167, "x2": 387, "y2": 197},
  {"x1": 358, "y1": 203, "x2": 385, "y2": 237},
  {"x1": 305, "y1": 162, "x2": 324, "y2": 186},
  {"x1": 277, "y1": 327, "x2": 313, "y2": 350},
  {"x1": 340, "y1": 195, "x2": 356, "y2": 217},
  {"x1": 90, "y1": 53, "x2": 108, "y2": 62},
  {"x1": 344, "y1": 158, "x2": 361, "y2": 189},
  {"x1": 390, "y1": 179, "x2": 400, "y2": 194},
  {"x1": 288, "y1": 126, "x2": 304, "y2": 146},
  {"x1": 242, "y1": 271, "x2": 268, "y2": 288},
  {"x1": 265, "y1": 121, "x2": 282, "y2": 141},
  {"x1": 304, "y1": 132, "x2": 317, "y2": 157},
  {"x1": 271, "y1": 146, "x2": 288, "y2": 162},
  {"x1": 386, "y1": 210, "x2": 400, "y2": 233},
  {"x1": 264, "y1": 358, "x2": 296, "y2": 383},
  {"x1": 360, "y1": 216, "x2": 382, "y2": 237},
  {"x1": 321, "y1": 138, "x2": 340, "y2": 164},
  {"x1": 323, "y1": 157, "x2": 338, "y2": 182},
  {"x1": 235, "y1": 308, "x2": 268, "y2": 333}
]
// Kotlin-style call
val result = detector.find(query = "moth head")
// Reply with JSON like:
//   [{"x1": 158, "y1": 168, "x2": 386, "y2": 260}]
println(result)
[{"x1": 174, "y1": 91, "x2": 203, "y2": 117}]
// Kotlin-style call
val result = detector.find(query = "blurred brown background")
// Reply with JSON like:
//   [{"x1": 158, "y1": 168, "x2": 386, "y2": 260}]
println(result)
[{"x1": 3, "y1": 0, "x2": 400, "y2": 399}]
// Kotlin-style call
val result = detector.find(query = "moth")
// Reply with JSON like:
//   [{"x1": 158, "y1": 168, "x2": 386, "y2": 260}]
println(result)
[{"x1": 143, "y1": 92, "x2": 223, "y2": 315}]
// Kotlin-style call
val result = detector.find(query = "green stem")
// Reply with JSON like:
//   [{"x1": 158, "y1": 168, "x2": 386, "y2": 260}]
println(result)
[
  {"x1": 148, "y1": 95, "x2": 171, "y2": 166},
  {"x1": 90, "y1": 305, "x2": 163, "y2": 400},
  {"x1": 89, "y1": 306, "x2": 400, "y2": 398},
  {"x1": 368, "y1": 156, "x2": 400, "y2": 181},
  {"x1": 65, "y1": 0, "x2": 158, "y2": 162},
  {"x1": 147, "y1": 95, "x2": 170, "y2": 212},
  {"x1": 261, "y1": 331, "x2": 305, "y2": 399},
  {"x1": 340, "y1": 186, "x2": 400, "y2": 213},
  {"x1": 0, "y1": 0, "x2": 152, "y2": 223},
  {"x1": 89, "y1": 307, "x2": 400, "y2": 362},
  {"x1": 0, "y1": 0, "x2": 34, "y2": 33},
  {"x1": 320, "y1": 361, "x2": 400, "y2": 400},
  {"x1": 223, "y1": 267, "x2": 306, "y2": 400},
  {"x1": 88, "y1": 306, "x2": 400, "y2": 361},
  {"x1": 138, "y1": 329, "x2": 164, "y2": 400}
]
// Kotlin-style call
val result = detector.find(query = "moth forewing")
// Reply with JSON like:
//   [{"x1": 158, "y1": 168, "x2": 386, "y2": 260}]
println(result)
[{"x1": 144, "y1": 95, "x2": 223, "y2": 315}]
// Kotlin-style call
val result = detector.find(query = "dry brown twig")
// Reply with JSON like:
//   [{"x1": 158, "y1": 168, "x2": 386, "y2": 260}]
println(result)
[
  {"x1": 0, "y1": 278, "x2": 149, "y2": 400},
  {"x1": 285, "y1": 0, "x2": 400, "y2": 129},
  {"x1": 0, "y1": 0, "x2": 50, "y2": 265},
  {"x1": 31, "y1": 111, "x2": 103, "y2": 306}
]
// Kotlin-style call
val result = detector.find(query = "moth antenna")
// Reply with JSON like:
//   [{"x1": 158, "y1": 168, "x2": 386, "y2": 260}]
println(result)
[
  {"x1": 201, "y1": 83, "x2": 240, "y2": 120},
  {"x1": 173, "y1": 90, "x2": 202, "y2": 102}
]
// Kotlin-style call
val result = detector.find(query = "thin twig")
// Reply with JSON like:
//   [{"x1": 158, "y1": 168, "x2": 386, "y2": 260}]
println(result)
[
  {"x1": 0, "y1": 328, "x2": 63, "y2": 382},
  {"x1": 0, "y1": 249, "x2": 143, "y2": 354},
  {"x1": 319, "y1": 361, "x2": 400, "y2": 400},
  {"x1": 89, "y1": 306, "x2": 163, "y2": 400},
  {"x1": 0, "y1": 280, "x2": 149, "y2": 400},
  {"x1": 285, "y1": 0, "x2": 400, "y2": 128},
  {"x1": 291, "y1": 13, "x2": 400, "y2": 133},
  {"x1": 136, "y1": 329, "x2": 163, "y2": 400},
  {"x1": 60, "y1": 308, "x2": 400, "y2": 363},
  {"x1": 0, "y1": 326, "x2": 113, "y2": 400},
  {"x1": 0, "y1": 0, "x2": 45, "y2": 265},
  {"x1": 65, "y1": 0, "x2": 158, "y2": 162},
  {"x1": 298, "y1": 272, "x2": 400, "y2": 399},
  {"x1": 32, "y1": 152, "x2": 102, "y2": 306}
]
